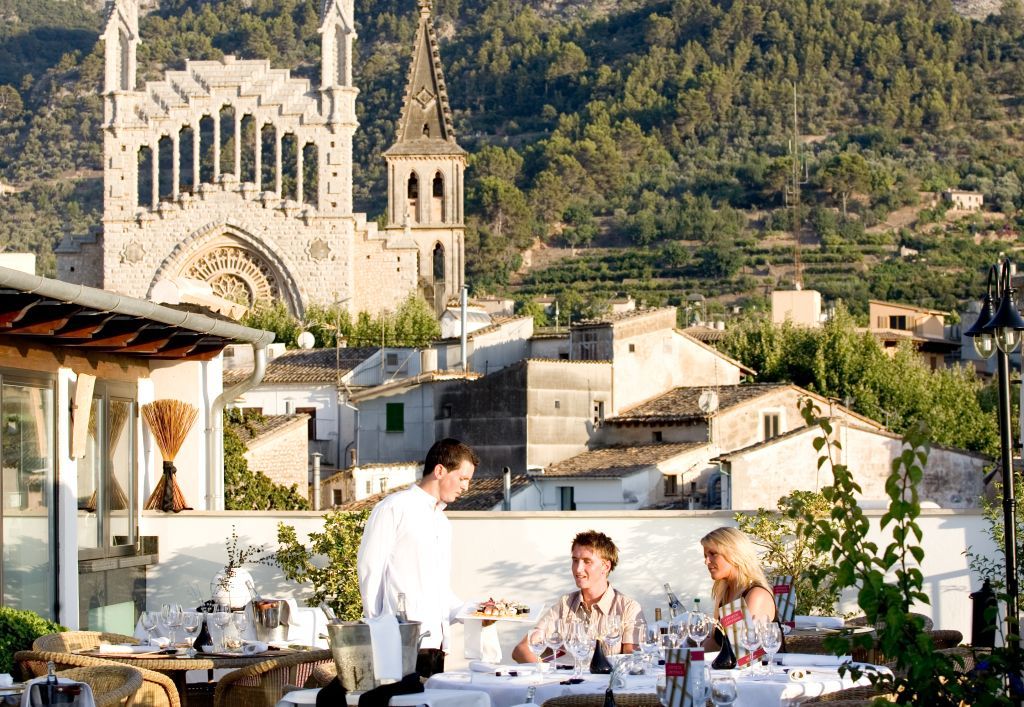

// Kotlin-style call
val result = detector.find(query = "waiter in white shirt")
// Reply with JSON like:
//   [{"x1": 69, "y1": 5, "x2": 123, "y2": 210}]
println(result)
[{"x1": 357, "y1": 438, "x2": 479, "y2": 677}]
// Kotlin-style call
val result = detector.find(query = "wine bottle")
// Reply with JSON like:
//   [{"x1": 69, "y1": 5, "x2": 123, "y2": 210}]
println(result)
[
  {"x1": 195, "y1": 614, "x2": 215, "y2": 653},
  {"x1": 396, "y1": 592, "x2": 408, "y2": 622},
  {"x1": 664, "y1": 583, "x2": 683, "y2": 618}
]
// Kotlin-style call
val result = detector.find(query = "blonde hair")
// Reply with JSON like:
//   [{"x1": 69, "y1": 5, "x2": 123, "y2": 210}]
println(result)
[{"x1": 700, "y1": 527, "x2": 770, "y2": 614}]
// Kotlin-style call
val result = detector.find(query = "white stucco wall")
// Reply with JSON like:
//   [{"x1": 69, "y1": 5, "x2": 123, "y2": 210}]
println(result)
[
  {"x1": 138, "y1": 509, "x2": 996, "y2": 668},
  {"x1": 357, "y1": 384, "x2": 438, "y2": 464}
]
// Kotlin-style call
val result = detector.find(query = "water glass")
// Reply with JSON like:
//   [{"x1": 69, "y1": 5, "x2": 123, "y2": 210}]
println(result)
[
  {"x1": 546, "y1": 620, "x2": 565, "y2": 668},
  {"x1": 165, "y1": 604, "x2": 184, "y2": 645},
  {"x1": 710, "y1": 676, "x2": 738, "y2": 706},
  {"x1": 527, "y1": 627, "x2": 548, "y2": 676},
  {"x1": 739, "y1": 625, "x2": 761, "y2": 673},
  {"x1": 212, "y1": 605, "x2": 232, "y2": 651},
  {"x1": 603, "y1": 615, "x2": 622, "y2": 654},
  {"x1": 140, "y1": 611, "x2": 159, "y2": 641},
  {"x1": 182, "y1": 613, "x2": 202, "y2": 658},
  {"x1": 758, "y1": 621, "x2": 783, "y2": 676},
  {"x1": 688, "y1": 611, "x2": 712, "y2": 646}
]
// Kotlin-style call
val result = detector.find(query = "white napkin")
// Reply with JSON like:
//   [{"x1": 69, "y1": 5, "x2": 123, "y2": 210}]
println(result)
[
  {"x1": 20, "y1": 676, "x2": 96, "y2": 707},
  {"x1": 468, "y1": 661, "x2": 497, "y2": 673},
  {"x1": 463, "y1": 621, "x2": 502, "y2": 662},
  {"x1": 96, "y1": 644, "x2": 155, "y2": 654},
  {"x1": 365, "y1": 614, "x2": 403, "y2": 682},
  {"x1": 777, "y1": 653, "x2": 850, "y2": 667},
  {"x1": 148, "y1": 637, "x2": 171, "y2": 648},
  {"x1": 242, "y1": 641, "x2": 269, "y2": 655},
  {"x1": 793, "y1": 616, "x2": 845, "y2": 630}
]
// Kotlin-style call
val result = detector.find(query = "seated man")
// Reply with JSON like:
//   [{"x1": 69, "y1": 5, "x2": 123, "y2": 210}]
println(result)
[{"x1": 512, "y1": 530, "x2": 644, "y2": 662}]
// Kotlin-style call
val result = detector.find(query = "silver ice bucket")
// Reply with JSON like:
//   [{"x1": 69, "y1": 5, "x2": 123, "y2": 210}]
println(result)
[
  {"x1": 327, "y1": 620, "x2": 423, "y2": 691},
  {"x1": 251, "y1": 599, "x2": 287, "y2": 643}
]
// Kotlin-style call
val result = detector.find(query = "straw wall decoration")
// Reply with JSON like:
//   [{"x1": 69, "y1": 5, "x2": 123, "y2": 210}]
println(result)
[{"x1": 142, "y1": 399, "x2": 198, "y2": 512}]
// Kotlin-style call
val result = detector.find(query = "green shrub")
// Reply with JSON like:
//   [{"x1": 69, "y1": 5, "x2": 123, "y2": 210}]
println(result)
[{"x1": 0, "y1": 607, "x2": 65, "y2": 675}]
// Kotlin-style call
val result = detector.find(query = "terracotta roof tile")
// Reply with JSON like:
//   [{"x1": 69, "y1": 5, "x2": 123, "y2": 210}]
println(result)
[
  {"x1": 228, "y1": 414, "x2": 307, "y2": 445},
  {"x1": 224, "y1": 347, "x2": 378, "y2": 386},
  {"x1": 606, "y1": 383, "x2": 789, "y2": 425},
  {"x1": 543, "y1": 442, "x2": 708, "y2": 478},
  {"x1": 574, "y1": 306, "x2": 676, "y2": 328}
]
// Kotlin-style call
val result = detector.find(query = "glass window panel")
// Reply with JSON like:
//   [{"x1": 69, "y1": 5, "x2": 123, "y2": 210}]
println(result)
[
  {"x1": 78, "y1": 398, "x2": 102, "y2": 551},
  {"x1": 2, "y1": 380, "x2": 55, "y2": 615},
  {"x1": 108, "y1": 399, "x2": 134, "y2": 547}
]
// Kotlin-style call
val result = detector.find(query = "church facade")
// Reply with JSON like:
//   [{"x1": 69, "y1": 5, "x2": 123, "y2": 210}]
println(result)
[{"x1": 56, "y1": 0, "x2": 466, "y2": 318}]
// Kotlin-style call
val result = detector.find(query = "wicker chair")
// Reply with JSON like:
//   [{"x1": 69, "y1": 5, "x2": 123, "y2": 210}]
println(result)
[
  {"x1": 15, "y1": 650, "x2": 181, "y2": 707},
  {"x1": 926, "y1": 630, "x2": 963, "y2": 650},
  {"x1": 213, "y1": 649, "x2": 333, "y2": 707},
  {"x1": 301, "y1": 660, "x2": 337, "y2": 689},
  {"x1": 54, "y1": 665, "x2": 144, "y2": 707},
  {"x1": 936, "y1": 645, "x2": 991, "y2": 674},
  {"x1": 542, "y1": 695, "x2": 662, "y2": 707},
  {"x1": 846, "y1": 613, "x2": 933, "y2": 632},
  {"x1": 33, "y1": 632, "x2": 140, "y2": 653},
  {"x1": 800, "y1": 685, "x2": 896, "y2": 705}
]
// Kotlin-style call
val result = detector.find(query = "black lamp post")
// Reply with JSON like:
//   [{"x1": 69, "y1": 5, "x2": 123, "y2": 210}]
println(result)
[{"x1": 965, "y1": 258, "x2": 1024, "y2": 697}]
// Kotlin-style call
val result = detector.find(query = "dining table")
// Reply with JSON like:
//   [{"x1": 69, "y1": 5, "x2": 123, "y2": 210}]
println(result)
[
  {"x1": 425, "y1": 654, "x2": 883, "y2": 707},
  {"x1": 79, "y1": 646, "x2": 332, "y2": 707}
]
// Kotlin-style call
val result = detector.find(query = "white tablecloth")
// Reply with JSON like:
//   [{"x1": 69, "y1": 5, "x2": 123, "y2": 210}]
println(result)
[
  {"x1": 425, "y1": 655, "x2": 878, "y2": 707},
  {"x1": 277, "y1": 687, "x2": 491, "y2": 707}
]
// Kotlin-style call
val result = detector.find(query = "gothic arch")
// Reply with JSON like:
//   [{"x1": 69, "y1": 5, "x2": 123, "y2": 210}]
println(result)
[{"x1": 150, "y1": 221, "x2": 303, "y2": 316}]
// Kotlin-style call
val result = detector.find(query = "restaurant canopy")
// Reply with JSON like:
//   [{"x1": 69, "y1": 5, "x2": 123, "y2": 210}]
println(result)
[{"x1": 0, "y1": 265, "x2": 274, "y2": 359}]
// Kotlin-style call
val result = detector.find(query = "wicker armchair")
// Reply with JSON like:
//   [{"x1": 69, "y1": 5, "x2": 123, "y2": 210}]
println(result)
[
  {"x1": 542, "y1": 695, "x2": 661, "y2": 707},
  {"x1": 301, "y1": 661, "x2": 337, "y2": 689},
  {"x1": 926, "y1": 630, "x2": 963, "y2": 650},
  {"x1": 16, "y1": 650, "x2": 181, "y2": 707},
  {"x1": 54, "y1": 665, "x2": 144, "y2": 707},
  {"x1": 846, "y1": 613, "x2": 933, "y2": 632},
  {"x1": 213, "y1": 649, "x2": 333, "y2": 707},
  {"x1": 33, "y1": 632, "x2": 140, "y2": 653},
  {"x1": 800, "y1": 685, "x2": 896, "y2": 705}
]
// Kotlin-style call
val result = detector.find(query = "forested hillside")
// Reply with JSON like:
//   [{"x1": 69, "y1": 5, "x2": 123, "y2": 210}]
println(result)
[{"x1": 0, "y1": 0, "x2": 1022, "y2": 319}]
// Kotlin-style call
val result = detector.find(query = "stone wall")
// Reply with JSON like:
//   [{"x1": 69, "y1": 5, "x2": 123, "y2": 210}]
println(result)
[{"x1": 243, "y1": 416, "x2": 309, "y2": 493}]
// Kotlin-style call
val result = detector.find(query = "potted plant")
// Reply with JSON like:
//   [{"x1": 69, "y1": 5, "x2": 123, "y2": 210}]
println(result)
[
  {"x1": 211, "y1": 526, "x2": 266, "y2": 610},
  {"x1": 0, "y1": 607, "x2": 65, "y2": 677}
]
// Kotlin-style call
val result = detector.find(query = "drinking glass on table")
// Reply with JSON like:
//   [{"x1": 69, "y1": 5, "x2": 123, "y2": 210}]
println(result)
[
  {"x1": 233, "y1": 611, "x2": 249, "y2": 643},
  {"x1": 758, "y1": 621, "x2": 783, "y2": 677},
  {"x1": 603, "y1": 615, "x2": 622, "y2": 655},
  {"x1": 688, "y1": 611, "x2": 712, "y2": 647},
  {"x1": 140, "y1": 611, "x2": 159, "y2": 642},
  {"x1": 182, "y1": 612, "x2": 202, "y2": 658},
  {"x1": 546, "y1": 620, "x2": 565, "y2": 668},
  {"x1": 526, "y1": 627, "x2": 549, "y2": 680},
  {"x1": 668, "y1": 613, "x2": 688, "y2": 649},
  {"x1": 739, "y1": 624, "x2": 762, "y2": 674},
  {"x1": 212, "y1": 605, "x2": 233, "y2": 651},
  {"x1": 165, "y1": 604, "x2": 184, "y2": 646},
  {"x1": 638, "y1": 623, "x2": 659, "y2": 670},
  {"x1": 566, "y1": 621, "x2": 591, "y2": 678},
  {"x1": 710, "y1": 676, "x2": 738, "y2": 706}
]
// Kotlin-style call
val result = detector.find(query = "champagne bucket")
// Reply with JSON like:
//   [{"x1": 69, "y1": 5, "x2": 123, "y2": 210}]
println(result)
[
  {"x1": 327, "y1": 621, "x2": 423, "y2": 691},
  {"x1": 251, "y1": 599, "x2": 287, "y2": 643}
]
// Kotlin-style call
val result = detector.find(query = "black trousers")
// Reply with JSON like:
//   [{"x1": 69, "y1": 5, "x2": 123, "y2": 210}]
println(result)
[{"x1": 416, "y1": 648, "x2": 445, "y2": 678}]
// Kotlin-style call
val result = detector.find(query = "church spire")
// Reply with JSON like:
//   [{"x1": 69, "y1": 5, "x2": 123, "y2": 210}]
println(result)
[{"x1": 391, "y1": 0, "x2": 459, "y2": 146}]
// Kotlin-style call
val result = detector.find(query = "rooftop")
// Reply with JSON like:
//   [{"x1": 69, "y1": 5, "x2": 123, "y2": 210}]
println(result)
[
  {"x1": 336, "y1": 474, "x2": 532, "y2": 511},
  {"x1": 543, "y1": 441, "x2": 708, "y2": 478},
  {"x1": 223, "y1": 346, "x2": 379, "y2": 385},
  {"x1": 229, "y1": 414, "x2": 307, "y2": 445},
  {"x1": 606, "y1": 383, "x2": 789, "y2": 425}
]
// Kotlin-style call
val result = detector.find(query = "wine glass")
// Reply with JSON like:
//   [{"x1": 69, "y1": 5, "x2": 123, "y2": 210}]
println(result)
[
  {"x1": 566, "y1": 621, "x2": 591, "y2": 678},
  {"x1": 739, "y1": 624, "x2": 761, "y2": 674},
  {"x1": 668, "y1": 613, "x2": 688, "y2": 649},
  {"x1": 710, "y1": 676, "x2": 738, "y2": 706},
  {"x1": 165, "y1": 604, "x2": 184, "y2": 646},
  {"x1": 688, "y1": 611, "x2": 712, "y2": 647},
  {"x1": 758, "y1": 621, "x2": 783, "y2": 677},
  {"x1": 603, "y1": 616, "x2": 622, "y2": 655},
  {"x1": 212, "y1": 605, "x2": 232, "y2": 651},
  {"x1": 182, "y1": 613, "x2": 202, "y2": 658},
  {"x1": 140, "y1": 611, "x2": 159, "y2": 643},
  {"x1": 639, "y1": 624, "x2": 659, "y2": 670},
  {"x1": 527, "y1": 627, "x2": 548, "y2": 675},
  {"x1": 233, "y1": 611, "x2": 249, "y2": 640},
  {"x1": 546, "y1": 620, "x2": 565, "y2": 669}
]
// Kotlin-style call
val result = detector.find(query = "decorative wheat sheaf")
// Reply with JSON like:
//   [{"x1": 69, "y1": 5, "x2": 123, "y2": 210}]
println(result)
[{"x1": 143, "y1": 399, "x2": 198, "y2": 512}]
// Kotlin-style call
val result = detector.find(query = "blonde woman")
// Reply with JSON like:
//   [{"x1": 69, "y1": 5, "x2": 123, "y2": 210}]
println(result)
[{"x1": 700, "y1": 526, "x2": 778, "y2": 650}]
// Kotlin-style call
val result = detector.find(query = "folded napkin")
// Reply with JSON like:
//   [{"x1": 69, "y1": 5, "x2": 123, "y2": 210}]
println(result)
[
  {"x1": 148, "y1": 637, "x2": 171, "y2": 648},
  {"x1": 365, "y1": 614, "x2": 402, "y2": 683},
  {"x1": 242, "y1": 641, "x2": 269, "y2": 655},
  {"x1": 793, "y1": 616, "x2": 846, "y2": 630},
  {"x1": 468, "y1": 661, "x2": 497, "y2": 673},
  {"x1": 777, "y1": 653, "x2": 850, "y2": 667},
  {"x1": 96, "y1": 644, "x2": 155, "y2": 654},
  {"x1": 463, "y1": 620, "x2": 502, "y2": 662}
]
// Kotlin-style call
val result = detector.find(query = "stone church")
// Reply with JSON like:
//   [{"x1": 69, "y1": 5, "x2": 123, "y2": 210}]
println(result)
[{"x1": 57, "y1": 0, "x2": 466, "y2": 317}]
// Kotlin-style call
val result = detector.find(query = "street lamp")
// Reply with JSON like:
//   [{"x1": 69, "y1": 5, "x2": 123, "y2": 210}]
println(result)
[{"x1": 965, "y1": 258, "x2": 1024, "y2": 697}]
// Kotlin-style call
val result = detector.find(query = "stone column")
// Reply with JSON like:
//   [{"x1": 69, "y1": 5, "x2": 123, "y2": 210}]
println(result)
[
  {"x1": 234, "y1": 114, "x2": 242, "y2": 181},
  {"x1": 171, "y1": 133, "x2": 180, "y2": 199},
  {"x1": 296, "y1": 142, "x2": 304, "y2": 205},
  {"x1": 213, "y1": 114, "x2": 221, "y2": 181},
  {"x1": 274, "y1": 128, "x2": 282, "y2": 196},
  {"x1": 151, "y1": 142, "x2": 159, "y2": 209}
]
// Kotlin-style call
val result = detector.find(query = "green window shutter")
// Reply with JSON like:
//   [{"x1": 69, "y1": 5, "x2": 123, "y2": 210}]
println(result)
[{"x1": 386, "y1": 403, "x2": 404, "y2": 432}]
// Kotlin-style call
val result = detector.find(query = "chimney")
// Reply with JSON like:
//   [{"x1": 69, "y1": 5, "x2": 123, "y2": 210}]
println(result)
[{"x1": 502, "y1": 466, "x2": 511, "y2": 511}]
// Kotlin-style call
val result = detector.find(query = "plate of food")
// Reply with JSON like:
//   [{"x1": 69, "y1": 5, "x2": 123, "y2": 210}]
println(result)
[{"x1": 456, "y1": 598, "x2": 537, "y2": 623}]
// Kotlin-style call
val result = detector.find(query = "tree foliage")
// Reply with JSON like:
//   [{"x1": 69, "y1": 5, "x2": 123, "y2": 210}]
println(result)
[{"x1": 223, "y1": 410, "x2": 311, "y2": 511}]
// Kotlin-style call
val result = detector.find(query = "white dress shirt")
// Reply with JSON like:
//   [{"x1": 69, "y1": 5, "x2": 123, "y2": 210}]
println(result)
[{"x1": 358, "y1": 483, "x2": 462, "y2": 650}]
